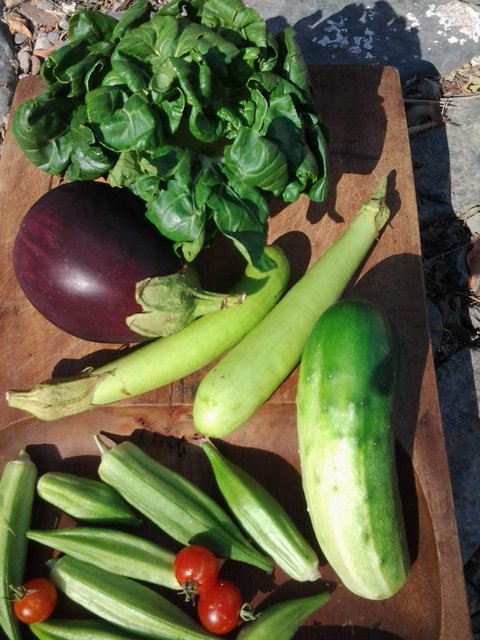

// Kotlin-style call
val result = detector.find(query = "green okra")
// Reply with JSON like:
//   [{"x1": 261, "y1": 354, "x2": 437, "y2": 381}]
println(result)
[
  {"x1": 202, "y1": 441, "x2": 320, "y2": 582},
  {"x1": 30, "y1": 618, "x2": 145, "y2": 640},
  {"x1": 48, "y1": 555, "x2": 215, "y2": 640},
  {"x1": 237, "y1": 592, "x2": 330, "y2": 639},
  {"x1": 27, "y1": 527, "x2": 178, "y2": 590},
  {"x1": 0, "y1": 449, "x2": 38, "y2": 640},
  {"x1": 36, "y1": 472, "x2": 141, "y2": 525},
  {"x1": 96, "y1": 437, "x2": 273, "y2": 572}
]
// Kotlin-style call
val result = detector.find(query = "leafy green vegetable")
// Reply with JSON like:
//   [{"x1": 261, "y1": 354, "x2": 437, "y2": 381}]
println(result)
[{"x1": 12, "y1": 0, "x2": 328, "y2": 269}]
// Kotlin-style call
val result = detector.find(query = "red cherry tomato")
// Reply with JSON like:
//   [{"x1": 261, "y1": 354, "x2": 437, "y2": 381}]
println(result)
[
  {"x1": 197, "y1": 579, "x2": 242, "y2": 635},
  {"x1": 174, "y1": 545, "x2": 219, "y2": 599},
  {"x1": 13, "y1": 577, "x2": 58, "y2": 624}
]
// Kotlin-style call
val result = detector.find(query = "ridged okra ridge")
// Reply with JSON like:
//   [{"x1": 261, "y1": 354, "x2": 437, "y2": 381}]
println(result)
[
  {"x1": 202, "y1": 441, "x2": 321, "y2": 582},
  {"x1": 36, "y1": 472, "x2": 141, "y2": 525},
  {"x1": 0, "y1": 450, "x2": 38, "y2": 640},
  {"x1": 30, "y1": 618, "x2": 144, "y2": 640},
  {"x1": 27, "y1": 527, "x2": 178, "y2": 590},
  {"x1": 48, "y1": 555, "x2": 215, "y2": 640},
  {"x1": 96, "y1": 437, "x2": 273, "y2": 572},
  {"x1": 237, "y1": 592, "x2": 330, "y2": 639}
]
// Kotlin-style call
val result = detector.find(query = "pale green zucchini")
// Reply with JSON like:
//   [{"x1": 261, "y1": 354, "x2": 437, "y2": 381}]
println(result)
[
  {"x1": 296, "y1": 299, "x2": 410, "y2": 600},
  {"x1": 193, "y1": 177, "x2": 391, "y2": 437}
]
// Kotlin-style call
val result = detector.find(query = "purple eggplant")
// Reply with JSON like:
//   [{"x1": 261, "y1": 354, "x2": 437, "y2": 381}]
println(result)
[{"x1": 13, "y1": 181, "x2": 182, "y2": 343}]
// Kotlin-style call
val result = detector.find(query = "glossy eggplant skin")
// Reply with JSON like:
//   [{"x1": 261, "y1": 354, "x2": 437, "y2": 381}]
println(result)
[{"x1": 13, "y1": 181, "x2": 181, "y2": 343}]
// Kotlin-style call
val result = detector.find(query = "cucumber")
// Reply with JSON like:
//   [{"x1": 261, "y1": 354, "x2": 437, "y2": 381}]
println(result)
[{"x1": 296, "y1": 298, "x2": 410, "y2": 600}]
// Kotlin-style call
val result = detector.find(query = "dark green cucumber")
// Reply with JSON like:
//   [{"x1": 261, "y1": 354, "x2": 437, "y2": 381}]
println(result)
[{"x1": 296, "y1": 299, "x2": 410, "y2": 600}]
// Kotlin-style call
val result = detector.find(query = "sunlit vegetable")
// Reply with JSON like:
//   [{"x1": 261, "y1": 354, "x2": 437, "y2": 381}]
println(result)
[
  {"x1": 0, "y1": 450, "x2": 37, "y2": 640},
  {"x1": 12, "y1": 0, "x2": 328, "y2": 269},
  {"x1": 7, "y1": 245, "x2": 289, "y2": 421},
  {"x1": 193, "y1": 176, "x2": 391, "y2": 437},
  {"x1": 13, "y1": 181, "x2": 182, "y2": 343},
  {"x1": 12, "y1": 578, "x2": 58, "y2": 625}
]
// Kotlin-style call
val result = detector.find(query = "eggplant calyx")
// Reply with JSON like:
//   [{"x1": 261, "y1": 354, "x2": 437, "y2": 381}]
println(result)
[
  {"x1": 6, "y1": 372, "x2": 106, "y2": 421},
  {"x1": 126, "y1": 271, "x2": 246, "y2": 338}
]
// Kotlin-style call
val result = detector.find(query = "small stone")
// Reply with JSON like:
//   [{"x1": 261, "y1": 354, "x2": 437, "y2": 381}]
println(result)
[
  {"x1": 47, "y1": 31, "x2": 60, "y2": 44},
  {"x1": 17, "y1": 48, "x2": 31, "y2": 74},
  {"x1": 14, "y1": 33, "x2": 29, "y2": 45},
  {"x1": 58, "y1": 15, "x2": 70, "y2": 31},
  {"x1": 30, "y1": 55, "x2": 42, "y2": 76},
  {"x1": 34, "y1": 33, "x2": 53, "y2": 51},
  {"x1": 37, "y1": 0, "x2": 56, "y2": 10}
]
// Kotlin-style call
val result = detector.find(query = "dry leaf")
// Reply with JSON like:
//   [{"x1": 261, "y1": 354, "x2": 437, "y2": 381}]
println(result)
[
  {"x1": 5, "y1": 12, "x2": 32, "y2": 38},
  {"x1": 466, "y1": 241, "x2": 480, "y2": 293}
]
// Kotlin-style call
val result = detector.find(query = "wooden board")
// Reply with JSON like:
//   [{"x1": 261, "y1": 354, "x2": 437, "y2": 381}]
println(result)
[{"x1": 0, "y1": 65, "x2": 472, "y2": 640}]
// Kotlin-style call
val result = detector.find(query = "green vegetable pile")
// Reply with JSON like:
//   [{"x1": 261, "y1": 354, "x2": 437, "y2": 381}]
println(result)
[{"x1": 12, "y1": 0, "x2": 329, "y2": 269}]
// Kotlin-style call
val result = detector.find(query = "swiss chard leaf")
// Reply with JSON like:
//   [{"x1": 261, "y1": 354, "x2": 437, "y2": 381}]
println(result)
[
  {"x1": 224, "y1": 126, "x2": 289, "y2": 195},
  {"x1": 12, "y1": 0, "x2": 329, "y2": 270},
  {"x1": 86, "y1": 88, "x2": 163, "y2": 151},
  {"x1": 12, "y1": 96, "x2": 74, "y2": 174}
]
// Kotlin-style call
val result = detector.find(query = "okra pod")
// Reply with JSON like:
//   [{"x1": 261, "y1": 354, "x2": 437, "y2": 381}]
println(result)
[
  {"x1": 36, "y1": 472, "x2": 141, "y2": 525},
  {"x1": 48, "y1": 555, "x2": 215, "y2": 640},
  {"x1": 96, "y1": 437, "x2": 273, "y2": 572},
  {"x1": 202, "y1": 441, "x2": 320, "y2": 582},
  {"x1": 27, "y1": 527, "x2": 178, "y2": 590},
  {"x1": 237, "y1": 592, "x2": 330, "y2": 639},
  {"x1": 0, "y1": 449, "x2": 38, "y2": 640},
  {"x1": 30, "y1": 618, "x2": 143, "y2": 640}
]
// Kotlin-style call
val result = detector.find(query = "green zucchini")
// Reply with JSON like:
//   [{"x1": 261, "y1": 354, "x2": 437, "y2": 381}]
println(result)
[
  {"x1": 296, "y1": 299, "x2": 410, "y2": 600},
  {"x1": 193, "y1": 177, "x2": 391, "y2": 437}
]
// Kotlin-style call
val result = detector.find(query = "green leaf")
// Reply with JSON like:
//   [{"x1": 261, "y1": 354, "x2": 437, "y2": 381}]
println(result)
[
  {"x1": 11, "y1": 95, "x2": 75, "y2": 174},
  {"x1": 108, "y1": 50, "x2": 151, "y2": 93},
  {"x1": 67, "y1": 9, "x2": 117, "y2": 43},
  {"x1": 112, "y1": 0, "x2": 151, "y2": 41},
  {"x1": 65, "y1": 106, "x2": 114, "y2": 180},
  {"x1": 13, "y1": 0, "x2": 329, "y2": 269},
  {"x1": 276, "y1": 27, "x2": 310, "y2": 97},
  {"x1": 145, "y1": 151, "x2": 206, "y2": 250},
  {"x1": 200, "y1": 0, "x2": 267, "y2": 47},
  {"x1": 224, "y1": 126, "x2": 289, "y2": 195},
  {"x1": 86, "y1": 88, "x2": 163, "y2": 151}
]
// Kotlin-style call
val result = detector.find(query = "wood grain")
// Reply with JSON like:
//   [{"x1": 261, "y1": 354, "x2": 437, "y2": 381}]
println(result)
[{"x1": 0, "y1": 66, "x2": 472, "y2": 639}]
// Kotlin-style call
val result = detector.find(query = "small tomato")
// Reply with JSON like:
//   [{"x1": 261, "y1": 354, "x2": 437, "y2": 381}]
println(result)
[
  {"x1": 12, "y1": 577, "x2": 58, "y2": 624},
  {"x1": 174, "y1": 544, "x2": 219, "y2": 601},
  {"x1": 197, "y1": 579, "x2": 242, "y2": 635}
]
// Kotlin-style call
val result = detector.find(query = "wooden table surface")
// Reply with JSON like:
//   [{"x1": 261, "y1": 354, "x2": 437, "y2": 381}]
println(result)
[{"x1": 0, "y1": 65, "x2": 472, "y2": 639}]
